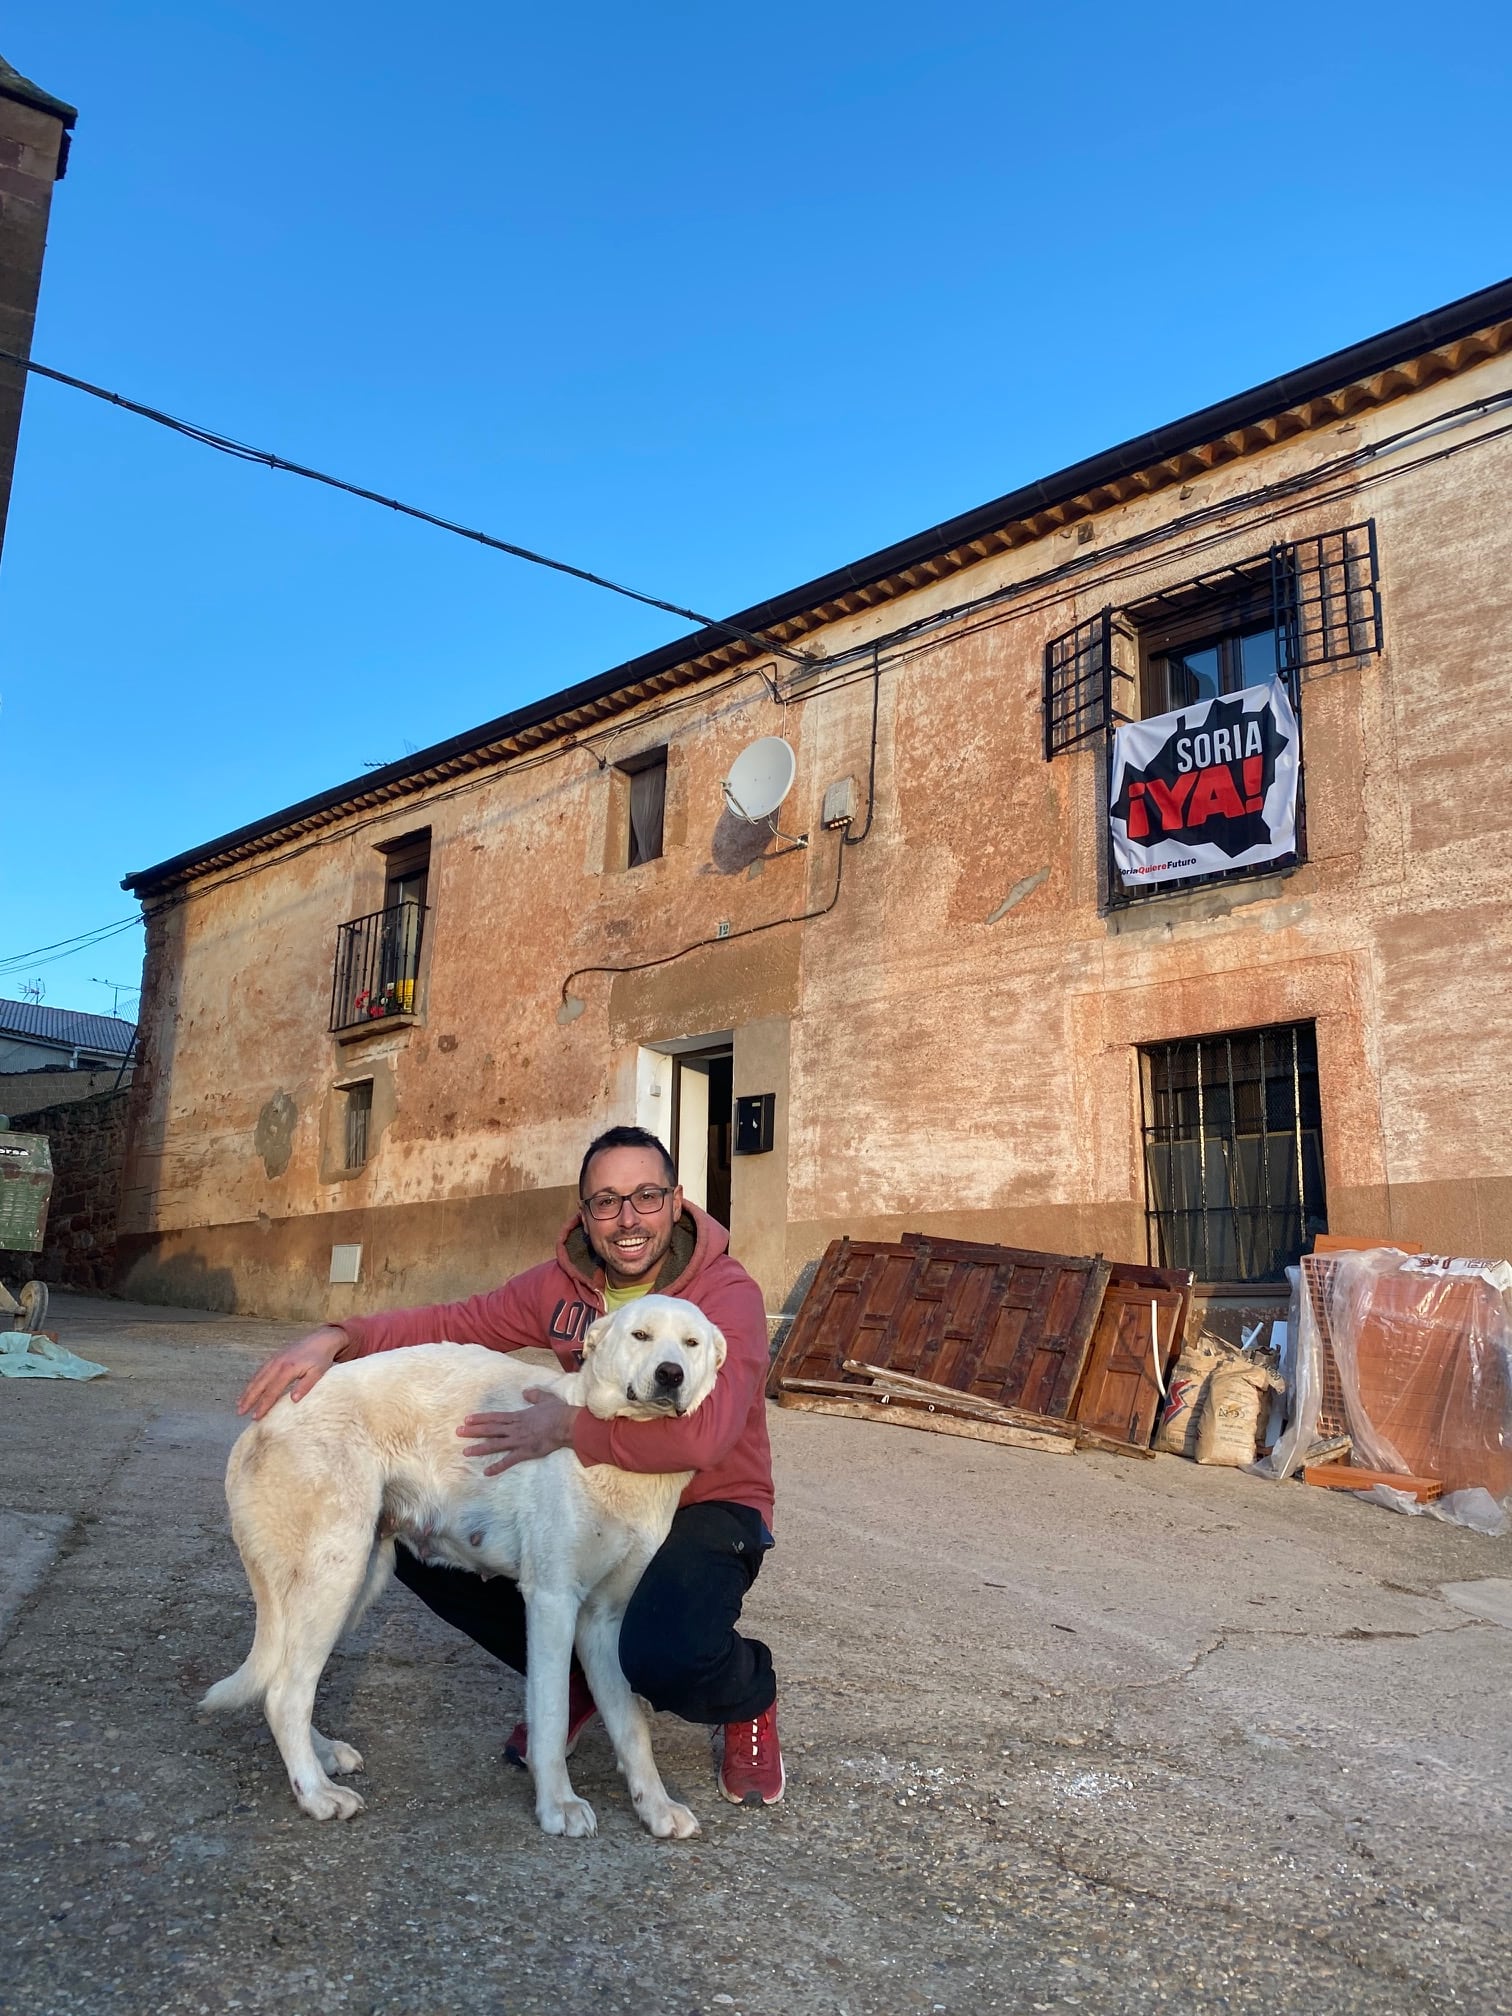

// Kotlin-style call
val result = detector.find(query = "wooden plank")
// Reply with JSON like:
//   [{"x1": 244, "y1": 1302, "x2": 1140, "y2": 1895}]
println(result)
[
  {"x1": 776, "y1": 1389, "x2": 1077, "y2": 1454},
  {"x1": 784, "y1": 1374, "x2": 1076, "y2": 1444},
  {"x1": 1303, "y1": 1463, "x2": 1442, "y2": 1503},
  {"x1": 841, "y1": 1359, "x2": 1074, "y2": 1434},
  {"x1": 1072, "y1": 1425, "x2": 1157, "y2": 1461},
  {"x1": 842, "y1": 1362, "x2": 1148, "y2": 1461}
]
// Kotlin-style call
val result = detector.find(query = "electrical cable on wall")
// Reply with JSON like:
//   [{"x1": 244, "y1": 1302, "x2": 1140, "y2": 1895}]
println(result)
[
  {"x1": 842, "y1": 642, "x2": 881, "y2": 847},
  {"x1": 558, "y1": 834, "x2": 847, "y2": 1013}
]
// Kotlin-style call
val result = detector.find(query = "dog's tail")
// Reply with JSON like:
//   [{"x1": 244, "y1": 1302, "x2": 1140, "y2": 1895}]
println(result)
[
  {"x1": 199, "y1": 1549, "x2": 285, "y2": 1713},
  {"x1": 200, "y1": 1534, "x2": 396, "y2": 1715},
  {"x1": 199, "y1": 1657, "x2": 269, "y2": 1715}
]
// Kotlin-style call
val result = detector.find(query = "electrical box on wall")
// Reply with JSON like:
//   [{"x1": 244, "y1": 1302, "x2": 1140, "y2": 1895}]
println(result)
[
  {"x1": 330, "y1": 1243, "x2": 363, "y2": 1285},
  {"x1": 733, "y1": 1092, "x2": 776, "y2": 1156}
]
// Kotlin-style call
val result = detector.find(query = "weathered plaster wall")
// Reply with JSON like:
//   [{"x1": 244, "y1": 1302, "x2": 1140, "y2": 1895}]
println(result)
[{"x1": 121, "y1": 352, "x2": 1512, "y2": 1320}]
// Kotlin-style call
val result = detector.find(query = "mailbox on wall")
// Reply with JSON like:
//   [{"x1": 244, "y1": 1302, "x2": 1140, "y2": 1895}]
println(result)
[{"x1": 733, "y1": 1092, "x2": 776, "y2": 1156}]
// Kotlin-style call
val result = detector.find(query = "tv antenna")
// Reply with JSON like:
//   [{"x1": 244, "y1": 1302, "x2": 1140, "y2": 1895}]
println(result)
[
  {"x1": 90, "y1": 977, "x2": 140, "y2": 1018},
  {"x1": 721, "y1": 737, "x2": 806, "y2": 851}
]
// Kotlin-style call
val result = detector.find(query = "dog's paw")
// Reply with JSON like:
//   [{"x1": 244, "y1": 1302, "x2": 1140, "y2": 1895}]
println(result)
[
  {"x1": 646, "y1": 1799, "x2": 701, "y2": 1841},
  {"x1": 539, "y1": 1795, "x2": 597, "y2": 1839},
  {"x1": 322, "y1": 1740, "x2": 365, "y2": 1776},
  {"x1": 297, "y1": 1782, "x2": 366, "y2": 1822}
]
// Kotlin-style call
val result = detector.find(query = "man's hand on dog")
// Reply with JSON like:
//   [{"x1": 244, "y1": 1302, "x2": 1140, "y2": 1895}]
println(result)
[
  {"x1": 460, "y1": 1388, "x2": 579, "y2": 1475},
  {"x1": 237, "y1": 1326, "x2": 349, "y2": 1419}
]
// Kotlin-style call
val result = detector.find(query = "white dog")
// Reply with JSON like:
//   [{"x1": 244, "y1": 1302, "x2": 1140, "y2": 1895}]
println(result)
[{"x1": 202, "y1": 1295, "x2": 725, "y2": 1838}]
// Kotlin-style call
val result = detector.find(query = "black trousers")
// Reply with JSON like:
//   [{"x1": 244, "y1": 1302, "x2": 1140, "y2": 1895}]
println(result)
[{"x1": 393, "y1": 1499, "x2": 776, "y2": 1726}]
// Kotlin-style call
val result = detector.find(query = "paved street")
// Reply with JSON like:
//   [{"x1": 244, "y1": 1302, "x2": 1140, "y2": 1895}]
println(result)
[{"x1": 3, "y1": 1293, "x2": 1510, "y2": 2015}]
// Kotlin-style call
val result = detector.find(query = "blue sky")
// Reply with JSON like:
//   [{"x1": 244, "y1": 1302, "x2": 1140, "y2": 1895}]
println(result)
[{"x1": 5, "y1": 2, "x2": 1509, "y2": 1020}]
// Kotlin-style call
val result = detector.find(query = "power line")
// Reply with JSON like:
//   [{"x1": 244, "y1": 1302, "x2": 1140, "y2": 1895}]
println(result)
[
  {"x1": 0, "y1": 348, "x2": 813, "y2": 671},
  {"x1": 0, "y1": 920, "x2": 143, "y2": 978},
  {"x1": 0, "y1": 915, "x2": 142, "y2": 972}
]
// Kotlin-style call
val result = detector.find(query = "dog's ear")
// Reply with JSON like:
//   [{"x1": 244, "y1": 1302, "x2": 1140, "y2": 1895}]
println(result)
[
  {"x1": 581, "y1": 1314, "x2": 615, "y2": 1358},
  {"x1": 703, "y1": 1322, "x2": 728, "y2": 1371}
]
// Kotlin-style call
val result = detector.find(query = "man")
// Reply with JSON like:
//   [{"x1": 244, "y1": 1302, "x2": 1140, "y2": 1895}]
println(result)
[{"x1": 237, "y1": 1125, "x2": 783, "y2": 1806}]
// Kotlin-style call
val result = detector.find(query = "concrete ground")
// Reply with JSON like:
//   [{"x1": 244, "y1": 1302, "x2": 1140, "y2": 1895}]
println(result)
[{"x1": 3, "y1": 1295, "x2": 1511, "y2": 2016}]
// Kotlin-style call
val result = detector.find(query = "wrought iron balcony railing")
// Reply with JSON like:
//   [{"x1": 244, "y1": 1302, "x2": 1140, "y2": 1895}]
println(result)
[{"x1": 330, "y1": 901, "x2": 427, "y2": 1033}]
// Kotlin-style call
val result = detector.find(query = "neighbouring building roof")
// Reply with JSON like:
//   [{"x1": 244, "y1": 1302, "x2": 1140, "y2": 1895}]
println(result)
[
  {"x1": 123, "y1": 274, "x2": 1512, "y2": 899},
  {"x1": 0, "y1": 998, "x2": 136, "y2": 1057},
  {"x1": 0, "y1": 54, "x2": 77, "y2": 126}
]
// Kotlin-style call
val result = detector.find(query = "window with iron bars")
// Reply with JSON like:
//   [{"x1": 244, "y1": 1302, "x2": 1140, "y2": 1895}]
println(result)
[
  {"x1": 342, "y1": 1080, "x2": 374, "y2": 1171},
  {"x1": 1140, "y1": 1022, "x2": 1327, "y2": 1284},
  {"x1": 1041, "y1": 519, "x2": 1383, "y2": 758}
]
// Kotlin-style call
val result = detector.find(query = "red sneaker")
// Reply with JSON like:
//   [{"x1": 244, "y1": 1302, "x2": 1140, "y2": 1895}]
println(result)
[
  {"x1": 504, "y1": 1668, "x2": 598, "y2": 1769},
  {"x1": 718, "y1": 1701, "x2": 785, "y2": 1806}
]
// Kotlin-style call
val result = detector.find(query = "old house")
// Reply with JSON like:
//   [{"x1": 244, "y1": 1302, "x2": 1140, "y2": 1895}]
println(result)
[
  {"x1": 120, "y1": 278, "x2": 1512, "y2": 1325},
  {"x1": 0, "y1": 998, "x2": 136, "y2": 1113},
  {"x1": 0, "y1": 52, "x2": 75, "y2": 569}
]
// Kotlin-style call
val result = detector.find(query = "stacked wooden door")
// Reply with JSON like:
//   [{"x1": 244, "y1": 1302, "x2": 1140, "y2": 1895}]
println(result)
[{"x1": 770, "y1": 1234, "x2": 1191, "y2": 1446}]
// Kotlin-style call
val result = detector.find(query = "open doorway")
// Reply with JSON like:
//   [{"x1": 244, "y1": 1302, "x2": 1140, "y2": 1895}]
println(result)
[{"x1": 672, "y1": 1048, "x2": 733, "y2": 1228}]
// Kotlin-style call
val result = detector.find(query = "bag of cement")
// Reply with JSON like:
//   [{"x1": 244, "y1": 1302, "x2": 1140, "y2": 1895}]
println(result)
[
  {"x1": 1154, "y1": 1332, "x2": 1239, "y2": 1457},
  {"x1": 1193, "y1": 1354, "x2": 1283, "y2": 1467}
]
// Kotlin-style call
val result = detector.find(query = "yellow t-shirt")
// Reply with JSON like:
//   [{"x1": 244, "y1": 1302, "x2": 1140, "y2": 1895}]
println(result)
[{"x1": 603, "y1": 1278, "x2": 655, "y2": 1313}]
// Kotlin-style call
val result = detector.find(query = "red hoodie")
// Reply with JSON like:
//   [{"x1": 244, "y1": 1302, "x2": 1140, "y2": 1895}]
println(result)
[{"x1": 337, "y1": 1203, "x2": 774, "y2": 1525}]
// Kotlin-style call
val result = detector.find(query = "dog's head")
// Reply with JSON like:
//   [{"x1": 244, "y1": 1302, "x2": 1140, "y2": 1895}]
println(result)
[{"x1": 578, "y1": 1295, "x2": 727, "y2": 1422}]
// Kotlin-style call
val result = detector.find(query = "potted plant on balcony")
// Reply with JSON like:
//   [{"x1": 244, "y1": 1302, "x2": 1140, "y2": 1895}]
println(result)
[{"x1": 352, "y1": 981, "x2": 412, "y2": 1021}]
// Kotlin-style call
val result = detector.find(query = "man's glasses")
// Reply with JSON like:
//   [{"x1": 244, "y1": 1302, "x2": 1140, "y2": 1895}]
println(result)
[{"x1": 581, "y1": 1184, "x2": 675, "y2": 1222}]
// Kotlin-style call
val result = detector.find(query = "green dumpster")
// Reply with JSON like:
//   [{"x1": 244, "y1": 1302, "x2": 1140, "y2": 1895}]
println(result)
[{"x1": 0, "y1": 1132, "x2": 53, "y2": 1254}]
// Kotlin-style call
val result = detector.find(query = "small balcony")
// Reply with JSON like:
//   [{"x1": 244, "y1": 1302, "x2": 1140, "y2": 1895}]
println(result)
[{"x1": 329, "y1": 901, "x2": 427, "y2": 1035}]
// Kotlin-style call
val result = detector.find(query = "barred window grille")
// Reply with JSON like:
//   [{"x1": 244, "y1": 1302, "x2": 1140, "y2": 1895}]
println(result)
[
  {"x1": 1042, "y1": 607, "x2": 1116, "y2": 758},
  {"x1": 1044, "y1": 520, "x2": 1382, "y2": 764},
  {"x1": 1273, "y1": 521, "x2": 1383, "y2": 674},
  {"x1": 344, "y1": 1080, "x2": 373, "y2": 1170},
  {"x1": 1141, "y1": 1023, "x2": 1327, "y2": 1283}
]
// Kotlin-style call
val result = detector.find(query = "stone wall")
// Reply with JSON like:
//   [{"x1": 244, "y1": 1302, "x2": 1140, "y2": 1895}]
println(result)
[{"x1": 3, "y1": 1088, "x2": 131, "y2": 1294}]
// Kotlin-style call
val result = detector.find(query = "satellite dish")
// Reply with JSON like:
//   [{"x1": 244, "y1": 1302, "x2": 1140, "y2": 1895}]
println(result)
[{"x1": 722, "y1": 737, "x2": 797, "y2": 824}]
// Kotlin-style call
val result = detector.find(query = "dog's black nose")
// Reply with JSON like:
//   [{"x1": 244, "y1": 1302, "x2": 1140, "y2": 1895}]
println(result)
[{"x1": 654, "y1": 1361, "x2": 684, "y2": 1390}]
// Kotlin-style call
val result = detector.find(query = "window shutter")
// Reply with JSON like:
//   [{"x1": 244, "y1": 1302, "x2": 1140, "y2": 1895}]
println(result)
[
  {"x1": 1043, "y1": 607, "x2": 1113, "y2": 759},
  {"x1": 1271, "y1": 519, "x2": 1382, "y2": 682}
]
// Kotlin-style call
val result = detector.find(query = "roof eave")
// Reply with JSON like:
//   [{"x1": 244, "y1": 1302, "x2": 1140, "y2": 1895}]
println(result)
[
  {"x1": 123, "y1": 273, "x2": 1512, "y2": 899},
  {"x1": 0, "y1": 57, "x2": 77, "y2": 127}
]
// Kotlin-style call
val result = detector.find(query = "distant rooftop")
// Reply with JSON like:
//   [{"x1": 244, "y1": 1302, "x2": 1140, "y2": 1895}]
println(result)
[
  {"x1": 0, "y1": 53, "x2": 77, "y2": 126},
  {"x1": 0, "y1": 998, "x2": 136, "y2": 1058}
]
